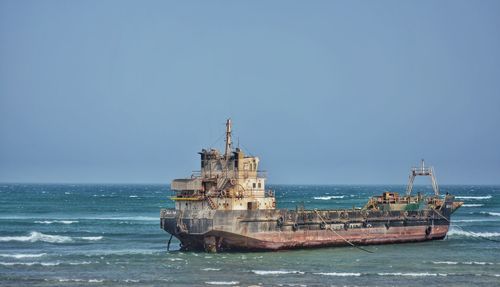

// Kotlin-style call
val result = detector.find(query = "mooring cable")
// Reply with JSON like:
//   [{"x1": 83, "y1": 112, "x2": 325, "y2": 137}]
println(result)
[
  {"x1": 167, "y1": 233, "x2": 173, "y2": 251},
  {"x1": 313, "y1": 209, "x2": 374, "y2": 254}
]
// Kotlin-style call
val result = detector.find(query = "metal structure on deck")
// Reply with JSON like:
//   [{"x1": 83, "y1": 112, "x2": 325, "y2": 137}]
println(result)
[{"x1": 406, "y1": 159, "x2": 440, "y2": 196}]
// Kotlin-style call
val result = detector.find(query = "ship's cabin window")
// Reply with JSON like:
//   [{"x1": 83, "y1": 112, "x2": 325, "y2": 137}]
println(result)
[
  {"x1": 253, "y1": 183, "x2": 256, "y2": 188},
  {"x1": 258, "y1": 182, "x2": 261, "y2": 188}
]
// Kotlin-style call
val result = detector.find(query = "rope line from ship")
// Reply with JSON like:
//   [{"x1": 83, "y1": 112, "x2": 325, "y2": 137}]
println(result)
[{"x1": 313, "y1": 209, "x2": 375, "y2": 254}]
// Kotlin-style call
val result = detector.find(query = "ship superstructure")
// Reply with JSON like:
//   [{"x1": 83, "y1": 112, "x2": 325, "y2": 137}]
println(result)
[
  {"x1": 170, "y1": 119, "x2": 275, "y2": 213},
  {"x1": 161, "y1": 120, "x2": 462, "y2": 252}
]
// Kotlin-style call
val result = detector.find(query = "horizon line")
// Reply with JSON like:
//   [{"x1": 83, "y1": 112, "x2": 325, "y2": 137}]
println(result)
[{"x1": 1, "y1": 181, "x2": 498, "y2": 186}]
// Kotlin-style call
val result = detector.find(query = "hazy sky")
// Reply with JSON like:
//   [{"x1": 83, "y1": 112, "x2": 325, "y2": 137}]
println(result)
[{"x1": 1, "y1": 1, "x2": 499, "y2": 184}]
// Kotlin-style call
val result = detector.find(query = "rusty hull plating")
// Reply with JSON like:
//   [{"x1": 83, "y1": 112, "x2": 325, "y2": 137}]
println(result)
[{"x1": 160, "y1": 119, "x2": 463, "y2": 252}]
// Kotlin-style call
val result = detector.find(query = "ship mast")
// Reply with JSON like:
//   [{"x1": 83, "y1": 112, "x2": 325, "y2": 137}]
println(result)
[{"x1": 224, "y1": 118, "x2": 232, "y2": 159}]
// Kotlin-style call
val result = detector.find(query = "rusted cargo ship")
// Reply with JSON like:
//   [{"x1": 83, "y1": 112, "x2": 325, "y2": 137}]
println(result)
[{"x1": 160, "y1": 119, "x2": 463, "y2": 252}]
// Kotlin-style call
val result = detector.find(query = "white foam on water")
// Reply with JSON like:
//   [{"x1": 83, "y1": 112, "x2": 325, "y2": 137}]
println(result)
[
  {"x1": 89, "y1": 216, "x2": 158, "y2": 221},
  {"x1": 205, "y1": 281, "x2": 239, "y2": 285},
  {"x1": 314, "y1": 272, "x2": 361, "y2": 277},
  {"x1": 432, "y1": 261, "x2": 458, "y2": 265},
  {"x1": 168, "y1": 258, "x2": 184, "y2": 261},
  {"x1": 0, "y1": 231, "x2": 103, "y2": 243},
  {"x1": 313, "y1": 195, "x2": 345, "y2": 200},
  {"x1": 129, "y1": 195, "x2": 138, "y2": 198},
  {"x1": 454, "y1": 219, "x2": 498, "y2": 223},
  {"x1": 447, "y1": 229, "x2": 500, "y2": 238},
  {"x1": 481, "y1": 212, "x2": 500, "y2": 216},
  {"x1": 252, "y1": 270, "x2": 305, "y2": 275},
  {"x1": 202, "y1": 268, "x2": 221, "y2": 271},
  {"x1": 0, "y1": 232, "x2": 73, "y2": 243},
  {"x1": 463, "y1": 262, "x2": 495, "y2": 265},
  {"x1": 57, "y1": 278, "x2": 104, "y2": 283},
  {"x1": 462, "y1": 204, "x2": 483, "y2": 207},
  {"x1": 0, "y1": 253, "x2": 46, "y2": 259},
  {"x1": 34, "y1": 220, "x2": 78, "y2": 224},
  {"x1": 1, "y1": 260, "x2": 94, "y2": 266},
  {"x1": 79, "y1": 236, "x2": 103, "y2": 241},
  {"x1": 57, "y1": 279, "x2": 84, "y2": 282},
  {"x1": 68, "y1": 261, "x2": 93, "y2": 265},
  {"x1": 377, "y1": 272, "x2": 443, "y2": 277},
  {"x1": 455, "y1": 195, "x2": 492, "y2": 200},
  {"x1": 0, "y1": 261, "x2": 61, "y2": 266}
]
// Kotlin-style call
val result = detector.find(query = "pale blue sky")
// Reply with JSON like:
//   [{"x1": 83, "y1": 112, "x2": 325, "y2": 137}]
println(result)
[{"x1": 1, "y1": 1, "x2": 499, "y2": 184}]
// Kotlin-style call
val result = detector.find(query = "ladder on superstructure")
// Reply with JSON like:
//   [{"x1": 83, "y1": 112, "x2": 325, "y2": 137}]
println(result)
[{"x1": 405, "y1": 159, "x2": 440, "y2": 196}]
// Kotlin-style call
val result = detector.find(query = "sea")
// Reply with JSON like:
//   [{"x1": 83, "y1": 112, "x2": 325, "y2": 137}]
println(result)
[{"x1": 0, "y1": 184, "x2": 499, "y2": 287}]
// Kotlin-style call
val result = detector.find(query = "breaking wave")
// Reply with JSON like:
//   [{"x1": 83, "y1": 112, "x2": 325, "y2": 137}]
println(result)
[
  {"x1": 0, "y1": 253, "x2": 46, "y2": 259},
  {"x1": 252, "y1": 270, "x2": 305, "y2": 275},
  {"x1": 0, "y1": 261, "x2": 61, "y2": 266},
  {"x1": 79, "y1": 236, "x2": 103, "y2": 241},
  {"x1": 377, "y1": 272, "x2": 446, "y2": 277},
  {"x1": 56, "y1": 278, "x2": 104, "y2": 283},
  {"x1": 481, "y1": 212, "x2": 500, "y2": 217},
  {"x1": 313, "y1": 195, "x2": 345, "y2": 200},
  {"x1": 314, "y1": 272, "x2": 361, "y2": 277},
  {"x1": 447, "y1": 229, "x2": 500, "y2": 238},
  {"x1": 0, "y1": 231, "x2": 103, "y2": 243},
  {"x1": 202, "y1": 268, "x2": 221, "y2": 271},
  {"x1": 34, "y1": 220, "x2": 78, "y2": 224},
  {"x1": 432, "y1": 261, "x2": 496, "y2": 265},
  {"x1": 1, "y1": 261, "x2": 93, "y2": 267},
  {"x1": 462, "y1": 204, "x2": 483, "y2": 207},
  {"x1": 205, "y1": 282, "x2": 239, "y2": 285},
  {"x1": 455, "y1": 195, "x2": 491, "y2": 200}
]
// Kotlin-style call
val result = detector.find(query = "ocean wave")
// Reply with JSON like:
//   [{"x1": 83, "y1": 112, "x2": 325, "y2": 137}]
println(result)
[
  {"x1": 34, "y1": 220, "x2": 78, "y2": 224},
  {"x1": 313, "y1": 195, "x2": 345, "y2": 200},
  {"x1": 462, "y1": 204, "x2": 483, "y2": 207},
  {"x1": 0, "y1": 231, "x2": 103, "y2": 243},
  {"x1": 168, "y1": 257, "x2": 184, "y2": 261},
  {"x1": 0, "y1": 253, "x2": 46, "y2": 259},
  {"x1": 205, "y1": 281, "x2": 239, "y2": 285},
  {"x1": 88, "y1": 216, "x2": 158, "y2": 221},
  {"x1": 57, "y1": 278, "x2": 104, "y2": 283},
  {"x1": 455, "y1": 195, "x2": 492, "y2": 200},
  {"x1": 454, "y1": 219, "x2": 498, "y2": 223},
  {"x1": 252, "y1": 270, "x2": 304, "y2": 275},
  {"x1": 462, "y1": 262, "x2": 496, "y2": 265},
  {"x1": 202, "y1": 268, "x2": 221, "y2": 271},
  {"x1": 431, "y1": 261, "x2": 495, "y2": 265},
  {"x1": 432, "y1": 261, "x2": 458, "y2": 265},
  {"x1": 0, "y1": 260, "x2": 93, "y2": 266},
  {"x1": 129, "y1": 195, "x2": 138, "y2": 198},
  {"x1": 80, "y1": 236, "x2": 103, "y2": 241},
  {"x1": 447, "y1": 229, "x2": 500, "y2": 238},
  {"x1": 0, "y1": 216, "x2": 157, "y2": 222},
  {"x1": 481, "y1": 212, "x2": 500, "y2": 217},
  {"x1": 0, "y1": 261, "x2": 60, "y2": 266},
  {"x1": 314, "y1": 272, "x2": 361, "y2": 276},
  {"x1": 377, "y1": 272, "x2": 445, "y2": 277}
]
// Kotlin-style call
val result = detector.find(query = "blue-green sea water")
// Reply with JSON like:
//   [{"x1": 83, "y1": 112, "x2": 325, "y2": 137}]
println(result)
[{"x1": 0, "y1": 184, "x2": 499, "y2": 286}]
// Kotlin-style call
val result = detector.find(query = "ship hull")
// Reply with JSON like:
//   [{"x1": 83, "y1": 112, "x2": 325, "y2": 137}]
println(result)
[{"x1": 160, "y1": 207, "x2": 452, "y2": 252}]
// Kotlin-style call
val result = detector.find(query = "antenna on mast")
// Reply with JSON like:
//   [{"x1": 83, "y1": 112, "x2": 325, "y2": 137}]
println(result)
[{"x1": 224, "y1": 118, "x2": 232, "y2": 159}]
